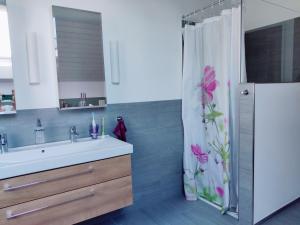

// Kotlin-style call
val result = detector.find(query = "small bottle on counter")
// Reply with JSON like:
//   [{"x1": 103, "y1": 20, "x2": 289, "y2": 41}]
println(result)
[
  {"x1": 0, "y1": 93, "x2": 3, "y2": 112},
  {"x1": 12, "y1": 90, "x2": 16, "y2": 111},
  {"x1": 35, "y1": 118, "x2": 45, "y2": 144},
  {"x1": 89, "y1": 113, "x2": 99, "y2": 139},
  {"x1": 101, "y1": 117, "x2": 105, "y2": 137}
]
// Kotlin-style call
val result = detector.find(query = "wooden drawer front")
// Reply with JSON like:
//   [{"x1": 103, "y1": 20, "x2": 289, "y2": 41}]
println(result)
[
  {"x1": 0, "y1": 176, "x2": 133, "y2": 225},
  {"x1": 0, "y1": 155, "x2": 131, "y2": 208}
]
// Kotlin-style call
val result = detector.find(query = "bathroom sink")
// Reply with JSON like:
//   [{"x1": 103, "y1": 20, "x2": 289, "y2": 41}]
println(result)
[{"x1": 0, "y1": 136, "x2": 133, "y2": 179}]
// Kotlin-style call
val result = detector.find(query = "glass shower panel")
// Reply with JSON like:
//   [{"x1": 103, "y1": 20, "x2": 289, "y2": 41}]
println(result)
[{"x1": 242, "y1": 0, "x2": 300, "y2": 83}]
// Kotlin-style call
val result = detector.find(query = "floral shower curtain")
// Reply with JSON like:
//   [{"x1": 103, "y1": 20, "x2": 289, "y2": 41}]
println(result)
[{"x1": 182, "y1": 6, "x2": 241, "y2": 213}]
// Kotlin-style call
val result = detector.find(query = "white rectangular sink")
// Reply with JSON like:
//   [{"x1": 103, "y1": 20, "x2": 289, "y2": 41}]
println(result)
[{"x1": 0, "y1": 136, "x2": 133, "y2": 179}]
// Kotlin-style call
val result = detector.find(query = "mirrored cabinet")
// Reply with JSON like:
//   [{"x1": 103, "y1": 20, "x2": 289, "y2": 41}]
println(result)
[
  {"x1": 0, "y1": 2, "x2": 108, "y2": 115},
  {"x1": 0, "y1": 2, "x2": 16, "y2": 115},
  {"x1": 52, "y1": 6, "x2": 107, "y2": 110}
]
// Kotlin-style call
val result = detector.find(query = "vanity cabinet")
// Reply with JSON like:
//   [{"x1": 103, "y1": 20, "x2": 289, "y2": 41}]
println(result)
[{"x1": 0, "y1": 155, "x2": 133, "y2": 225}]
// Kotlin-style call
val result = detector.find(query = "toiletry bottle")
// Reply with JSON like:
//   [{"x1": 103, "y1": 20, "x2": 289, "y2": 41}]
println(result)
[
  {"x1": 35, "y1": 119, "x2": 45, "y2": 144},
  {"x1": 92, "y1": 113, "x2": 96, "y2": 133},
  {"x1": 101, "y1": 117, "x2": 105, "y2": 137},
  {"x1": 90, "y1": 113, "x2": 99, "y2": 139},
  {"x1": 79, "y1": 93, "x2": 82, "y2": 107},
  {"x1": 12, "y1": 90, "x2": 16, "y2": 110},
  {"x1": 0, "y1": 133, "x2": 8, "y2": 153},
  {"x1": 0, "y1": 93, "x2": 2, "y2": 112},
  {"x1": 83, "y1": 93, "x2": 87, "y2": 106}
]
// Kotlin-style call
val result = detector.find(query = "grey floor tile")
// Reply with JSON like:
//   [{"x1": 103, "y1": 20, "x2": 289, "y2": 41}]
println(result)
[
  {"x1": 142, "y1": 203, "x2": 196, "y2": 225},
  {"x1": 78, "y1": 196, "x2": 300, "y2": 225},
  {"x1": 112, "y1": 210, "x2": 158, "y2": 225}
]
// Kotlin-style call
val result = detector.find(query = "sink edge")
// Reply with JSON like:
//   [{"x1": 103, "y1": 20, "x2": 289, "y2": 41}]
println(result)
[{"x1": 0, "y1": 145, "x2": 133, "y2": 180}]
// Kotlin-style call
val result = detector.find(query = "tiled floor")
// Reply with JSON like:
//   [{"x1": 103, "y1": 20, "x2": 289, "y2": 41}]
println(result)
[
  {"x1": 260, "y1": 199, "x2": 300, "y2": 225},
  {"x1": 79, "y1": 197, "x2": 237, "y2": 225},
  {"x1": 79, "y1": 197, "x2": 300, "y2": 225}
]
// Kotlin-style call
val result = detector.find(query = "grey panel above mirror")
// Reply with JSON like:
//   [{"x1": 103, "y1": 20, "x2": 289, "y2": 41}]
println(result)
[
  {"x1": 52, "y1": 6, "x2": 107, "y2": 110},
  {"x1": 0, "y1": 1, "x2": 16, "y2": 115}
]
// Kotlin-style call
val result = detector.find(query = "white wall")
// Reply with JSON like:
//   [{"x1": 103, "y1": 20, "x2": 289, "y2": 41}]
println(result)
[
  {"x1": 7, "y1": 0, "x2": 204, "y2": 109},
  {"x1": 254, "y1": 83, "x2": 300, "y2": 223},
  {"x1": 244, "y1": 0, "x2": 300, "y2": 31},
  {"x1": 0, "y1": 65, "x2": 13, "y2": 79},
  {"x1": 0, "y1": 80, "x2": 14, "y2": 94}
]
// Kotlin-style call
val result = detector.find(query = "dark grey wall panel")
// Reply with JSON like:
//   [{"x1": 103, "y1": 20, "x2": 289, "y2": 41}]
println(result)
[
  {"x1": 293, "y1": 18, "x2": 300, "y2": 81},
  {"x1": 245, "y1": 26, "x2": 282, "y2": 83},
  {"x1": 245, "y1": 17, "x2": 300, "y2": 83},
  {"x1": 239, "y1": 84, "x2": 255, "y2": 225},
  {"x1": 0, "y1": 100, "x2": 184, "y2": 208}
]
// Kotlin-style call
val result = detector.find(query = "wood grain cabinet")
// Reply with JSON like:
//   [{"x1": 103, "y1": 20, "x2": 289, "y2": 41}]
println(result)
[{"x1": 0, "y1": 155, "x2": 133, "y2": 225}]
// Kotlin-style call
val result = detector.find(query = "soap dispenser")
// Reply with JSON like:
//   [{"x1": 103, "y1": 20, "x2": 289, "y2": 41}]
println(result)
[{"x1": 35, "y1": 119, "x2": 45, "y2": 144}]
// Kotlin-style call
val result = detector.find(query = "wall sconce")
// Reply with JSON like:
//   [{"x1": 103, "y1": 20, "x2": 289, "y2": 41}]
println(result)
[
  {"x1": 26, "y1": 32, "x2": 40, "y2": 85},
  {"x1": 109, "y1": 41, "x2": 120, "y2": 85}
]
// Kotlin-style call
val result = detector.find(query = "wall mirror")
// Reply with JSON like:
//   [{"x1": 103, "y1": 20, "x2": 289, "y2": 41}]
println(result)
[
  {"x1": 52, "y1": 6, "x2": 107, "y2": 110},
  {"x1": 243, "y1": 0, "x2": 300, "y2": 83},
  {"x1": 0, "y1": 1, "x2": 16, "y2": 115}
]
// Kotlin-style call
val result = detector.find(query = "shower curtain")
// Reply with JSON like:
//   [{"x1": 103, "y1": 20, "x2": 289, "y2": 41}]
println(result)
[{"x1": 183, "y1": 6, "x2": 241, "y2": 213}]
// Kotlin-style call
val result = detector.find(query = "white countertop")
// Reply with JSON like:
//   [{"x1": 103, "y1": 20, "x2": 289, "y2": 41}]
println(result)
[{"x1": 0, "y1": 136, "x2": 133, "y2": 179}]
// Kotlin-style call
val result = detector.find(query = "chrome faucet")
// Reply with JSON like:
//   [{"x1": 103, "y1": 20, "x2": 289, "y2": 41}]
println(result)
[
  {"x1": 0, "y1": 133, "x2": 8, "y2": 154},
  {"x1": 69, "y1": 126, "x2": 79, "y2": 143}
]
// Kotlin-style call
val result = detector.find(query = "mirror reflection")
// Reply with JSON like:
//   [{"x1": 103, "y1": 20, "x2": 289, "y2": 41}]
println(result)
[
  {"x1": 0, "y1": 3, "x2": 16, "y2": 114},
  {"x1": 244, "y1": 0, "x2": 300, "y2": 83},
  {"x1": 52, "y1": 6, "x2": 107, "y2": 110}
]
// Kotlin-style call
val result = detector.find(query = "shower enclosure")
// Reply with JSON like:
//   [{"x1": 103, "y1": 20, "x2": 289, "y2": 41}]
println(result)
[
  {"x1": 181, "y1": 0, "x2": 242, "y2": 216},
  {"x1": 182, "y1": 0, "x2": 300, "y2": 224},
  {"x1": 240, "y1": 0, "x2": 300, "y2": 224}
]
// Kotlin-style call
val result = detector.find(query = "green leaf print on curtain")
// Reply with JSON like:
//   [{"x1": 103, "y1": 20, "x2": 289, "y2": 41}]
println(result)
[{"x1": 184, "y1": 65, "x2": 231, "y2": 213}]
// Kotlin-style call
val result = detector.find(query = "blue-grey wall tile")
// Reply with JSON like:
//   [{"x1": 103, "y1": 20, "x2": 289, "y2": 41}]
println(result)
[{"x1": 0, "y1": 100, "x2": 183, "y2": 209}]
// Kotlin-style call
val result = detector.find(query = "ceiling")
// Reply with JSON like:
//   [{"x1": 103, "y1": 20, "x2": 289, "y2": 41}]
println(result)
[{"x1": 262, "y1": 0, "x2": 300, "y2": 13}]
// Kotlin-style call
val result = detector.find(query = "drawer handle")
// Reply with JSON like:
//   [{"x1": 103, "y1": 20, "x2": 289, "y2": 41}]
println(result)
[
  {"x1": 3, "y1": 166, "x2": 94, "y2": 192},
  {"x1": 6, "y1": 189, "x2": 95, "y2": 220}
]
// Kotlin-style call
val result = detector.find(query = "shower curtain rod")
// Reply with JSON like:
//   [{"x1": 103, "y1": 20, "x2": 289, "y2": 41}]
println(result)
[{"x1": 182, "y1": 0, "x2": 237, "y2": 20}]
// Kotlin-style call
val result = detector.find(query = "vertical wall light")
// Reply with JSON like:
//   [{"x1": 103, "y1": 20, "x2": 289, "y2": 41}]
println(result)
[
  {"x1": 26, "y1": 32, "x2": 40, "y2": 84},
  {"x1": 109, "y1": 40, "x2": 120, "y2": 85}
]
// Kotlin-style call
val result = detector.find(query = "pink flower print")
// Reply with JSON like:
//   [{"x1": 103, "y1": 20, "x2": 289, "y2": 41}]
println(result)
[
  {"x1": 198, "y1": 66, "x2": 218, "y2": 105},
  {"x1": 216, "y1": 187, "x2": 224, "y2": 198},
  {"x1": 191, "y1": 144, "x2": 208, "y2": 164}
]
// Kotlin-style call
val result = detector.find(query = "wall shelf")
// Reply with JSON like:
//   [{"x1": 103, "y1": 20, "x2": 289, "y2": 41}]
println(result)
[
  {"x1": 58, "y1": 105, "x2": 107, "y2": 111},
  {"x1": 0, "y1": 110, "x2": 16, "y2": 115}
]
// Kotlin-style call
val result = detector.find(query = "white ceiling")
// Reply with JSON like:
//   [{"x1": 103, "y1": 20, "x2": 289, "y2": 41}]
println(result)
[
  {"x1": 244, "y1": 0, "x2": 300, "y2": 31},
  {"x1": 262, "y1": 0, "x2": 300, "y2": 13}
]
